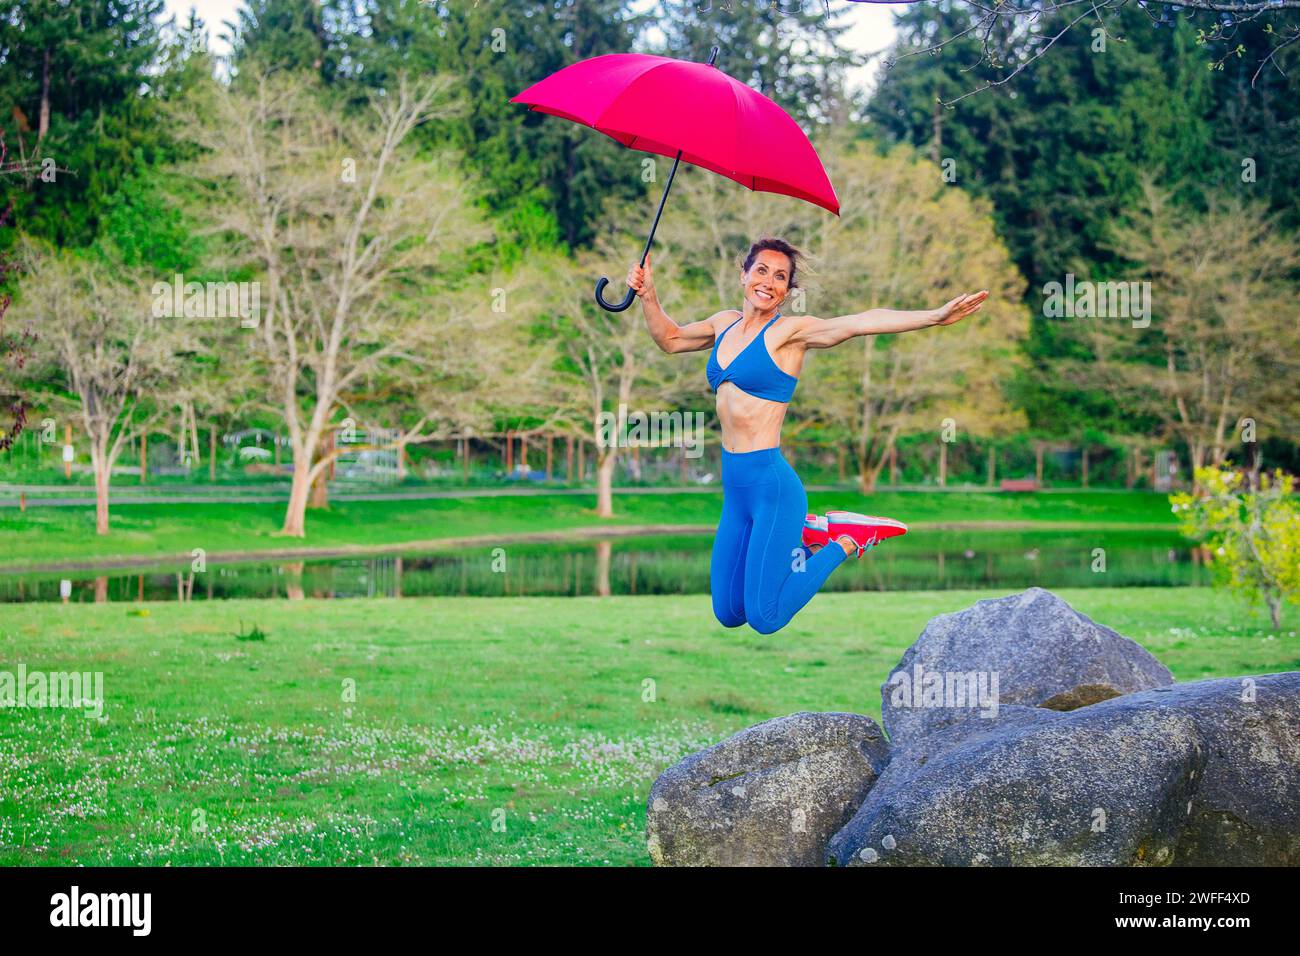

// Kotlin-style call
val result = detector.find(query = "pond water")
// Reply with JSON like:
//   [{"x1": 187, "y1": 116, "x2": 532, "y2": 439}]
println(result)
[{"x1": 0, "y1": 529, "x2": 1207, "y2": 603}]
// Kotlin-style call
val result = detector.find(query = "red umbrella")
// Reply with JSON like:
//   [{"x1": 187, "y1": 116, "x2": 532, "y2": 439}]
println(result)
[{"x1": 511, "y1": 47, "x2": 840, "y2": 312}]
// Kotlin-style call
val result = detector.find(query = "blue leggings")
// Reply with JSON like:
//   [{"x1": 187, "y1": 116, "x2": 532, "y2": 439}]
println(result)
[{"x1": 711, "y1": 446, "x2": 849, "y2": 634}]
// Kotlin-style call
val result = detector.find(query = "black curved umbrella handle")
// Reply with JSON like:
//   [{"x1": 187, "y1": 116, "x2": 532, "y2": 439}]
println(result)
[
  {"x1": 595, "y1": 276, "x2": 636, "y2": 313},
  {"x1": 593, "y1": 154, "x2": 681, "y2": 313},
  {"x1": 593, "y1": 47, "x2": 719, "y2": 313}
]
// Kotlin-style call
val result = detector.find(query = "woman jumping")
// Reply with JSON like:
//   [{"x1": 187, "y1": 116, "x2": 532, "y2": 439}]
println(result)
[{"x1": 627, "y1": 237, "x2": 988, "y2": 634}]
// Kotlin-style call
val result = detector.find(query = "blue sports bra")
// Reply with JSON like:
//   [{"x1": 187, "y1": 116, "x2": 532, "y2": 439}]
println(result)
[{"x1": 706, "y1": 311, "x2": 798, "y2": 403}]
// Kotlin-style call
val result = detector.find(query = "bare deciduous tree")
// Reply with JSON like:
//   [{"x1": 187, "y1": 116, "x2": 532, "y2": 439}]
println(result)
[
  {"x1": 12, "y1": 241, "x2": 187, "y2": 533},
  {"x1": 541, "y1": 238, "x2": 681, "y2": 517},
  {"x1": 344, "y1": 262, "x2": 561, "y2": 471},
  {"x1": 177, "y1": 68, "x2": 492, "y2": 536},
  {"x1": 790, "y1": 139, "x2": 1028, "y2": 491}
]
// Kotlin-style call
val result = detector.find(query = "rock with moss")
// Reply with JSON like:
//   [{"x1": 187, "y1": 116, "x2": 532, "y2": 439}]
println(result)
[
  {"x1": 882, "y1": 587, "x2": 1173, "y2": 747},
  {"x1": 646, "y1": 711, "x2": 890, "y2": 866},
  {"x1": 829, "y1": 673, "x2": 1300, "y2": 867}
]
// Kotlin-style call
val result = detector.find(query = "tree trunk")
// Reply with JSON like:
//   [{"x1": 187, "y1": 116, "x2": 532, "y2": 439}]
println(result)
[
  {"x1": 1190, "y1": 442, "x2": 1205, "y2": 493},
  {"x1": 140, "y1": 433, "x2": 148, "y2": 484},
  {"x1": 309, "y1": 468, "x2": 329, "y2": 509},
  {"x1": 209, "y1": 425, "x2": 217, "y2": 482},
  {"x1": 546, "y1": 434, "x2": 553, "y2": 481},
  {"x1": 938, "y1": 441, "x2": 948, "y2": 488},
  {"x1": 38, "y1": 49, "x2": 50, "y2": 141},
  {"x1": 889, "y1": 443, "x2": 897, "y2": 485},
  {"x1": 930, "y1": 85, "x2": 942, "y2": 165},
  {"x1": 1035, "y1": 443, "x2": 1044, "y2": 484},
  {"x1": 283, "y1": 468, "x2": 313, "y2": 536},
  {"x1": 93, "y1": 449, "x2": 111, "y2": 535},
  {"x1": 308, "y1": 431, "x2": 332, "y2": 510},
  {"x1": 566, "y1": 435, "x2": 574, "y2": 482},
  {"x1": 857, "y1": 449, "x2": 878, "y2": 494},
  {"x1": 986, "y1": 444, "x2": 996, "y2": 487},
  {"x1": 1081, "y1": 447, "x2": 1089, "y2": 488},
  {"x1": 595, "y1": 447, "x2": 616, "y2": 518}
]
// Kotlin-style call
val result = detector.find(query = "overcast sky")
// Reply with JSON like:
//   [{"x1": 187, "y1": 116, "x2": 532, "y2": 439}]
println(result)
[{"x1": 160, "y1": 0, "x2": 902, "y2": 94}]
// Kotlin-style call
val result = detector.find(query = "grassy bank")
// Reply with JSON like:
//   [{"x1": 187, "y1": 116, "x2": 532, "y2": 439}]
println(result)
[{"x1": 0, "y1": 587, "x2": 1292, "y2": 866}]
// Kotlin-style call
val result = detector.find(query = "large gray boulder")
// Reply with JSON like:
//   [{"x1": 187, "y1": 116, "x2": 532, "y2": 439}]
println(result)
[
  {"x1": 829, "y1": 673, "x2": 1300, "y2": 867},
  {"x1": 827, "y1": 703, "x2": 1203, "y2": 867},
  {"x1": 882, "y1": 587, "x2": 1173, "y2": 747},
  {"x1": 1159, "y1": 673, "x2": 1300, "y2": 865},
  {"x1": 646, "y1": 712, "x2": 891, "y2": 866}
]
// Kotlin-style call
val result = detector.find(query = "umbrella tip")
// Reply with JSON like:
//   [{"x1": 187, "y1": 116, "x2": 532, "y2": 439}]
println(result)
[{"x1": 707, "y1": 46, "x2": 719, "y2": 67}]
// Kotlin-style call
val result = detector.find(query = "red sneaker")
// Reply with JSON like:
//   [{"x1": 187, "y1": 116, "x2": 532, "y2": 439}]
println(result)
[
  {"x1": 801, "y1": 513, "x2": 830, "y2": 549},
  {"x1": 825, "y1": 510, "x2": 908, "y2": 558}
]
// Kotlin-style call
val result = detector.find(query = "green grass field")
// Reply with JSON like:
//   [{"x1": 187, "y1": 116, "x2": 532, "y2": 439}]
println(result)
[
  {"x1": 2, "y1": 489, "x2": 1178, "y2": 570},
  {"x1": 1, "y1": 588, "x2": 1293, "y2": 866}
]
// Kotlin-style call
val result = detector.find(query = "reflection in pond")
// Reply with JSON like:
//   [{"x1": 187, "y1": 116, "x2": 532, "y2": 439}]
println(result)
[{"x1": 0, "y1": 530, "x2": 1205, "y2": 603}]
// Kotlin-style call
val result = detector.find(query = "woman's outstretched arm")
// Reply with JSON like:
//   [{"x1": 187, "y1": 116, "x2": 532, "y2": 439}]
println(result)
[
  {"x1": 628, "y1": 252, "x2": 718, "y2": 354},
  {"x1": 792, "y1": 291, "x2": 990, "y2": 350}
]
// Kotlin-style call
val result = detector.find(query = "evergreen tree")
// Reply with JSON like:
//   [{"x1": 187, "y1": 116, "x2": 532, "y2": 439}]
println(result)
[
  {"x1": 0, "y1": 0, "x2": 168, "y2": 246},
  {"x1": 340, "y1": 0, "x2": 651, "y2": 253},
  {"x1": 862, "y1": 2, "x2": 1273, "y2": 438},
  {"x1": 653, "y1": 0, "x2": 861, "y2": 131},
  {"x1": 225, "y1": 0, "x2": 349, "y2": 78}
]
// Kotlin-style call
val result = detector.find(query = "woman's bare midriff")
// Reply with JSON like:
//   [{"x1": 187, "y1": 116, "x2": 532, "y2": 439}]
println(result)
[{"x1": 716, "y1": 384, "x2": 789, "y2": 452}]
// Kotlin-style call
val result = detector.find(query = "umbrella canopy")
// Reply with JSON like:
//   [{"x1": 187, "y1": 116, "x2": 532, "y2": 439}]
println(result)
[
  {"x1": 512, "y1": 48, "x2": 839, "y2": 311},
  {"x1": 513, "y1": 52, "x2": 839, "y2": 214}
]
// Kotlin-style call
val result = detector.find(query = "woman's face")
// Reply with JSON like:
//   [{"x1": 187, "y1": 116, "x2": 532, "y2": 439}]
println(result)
[{"x1": 742, "y1": 249, "x2": 792, "y2": 312}]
